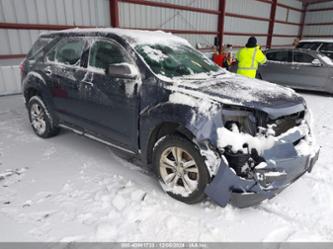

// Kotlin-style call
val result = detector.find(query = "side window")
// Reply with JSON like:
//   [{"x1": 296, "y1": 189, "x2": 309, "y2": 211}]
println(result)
[
  {"x1": 266, "y1": 51, "x2": 292, "y2": 62},
  {"x1": 56, "y1": 39, "x2": 85, "y2": 65},
  {"x1": 46, "y1": 38, "x2": 85, "y2": 65},
  {"x1": 88, "y1": 40, "x2": 131, "y2": 71},
  {"x1": 293, "y1": 52, "x2": 315, "y2": 63},
  {"x1": 320, "y1": 43, "x2": 333, "y2": 52}
]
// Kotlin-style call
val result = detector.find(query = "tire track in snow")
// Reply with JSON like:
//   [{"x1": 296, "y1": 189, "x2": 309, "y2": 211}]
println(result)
[{"x1": 255, "y1": 202, "x2": 333, "y2": 240}]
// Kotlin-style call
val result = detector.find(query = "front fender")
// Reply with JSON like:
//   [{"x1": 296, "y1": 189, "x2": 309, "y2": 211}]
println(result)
[
  {"x1": 141, "y1": 101, "x2": 223, "y2": 142},
  {"x1": 140, "y1": 100, "x2": 224, "y2": 172}
]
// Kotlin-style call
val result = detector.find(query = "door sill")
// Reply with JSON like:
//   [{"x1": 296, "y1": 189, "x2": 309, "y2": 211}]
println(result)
[{"x1": 59, "y1": 124, "x2": 136, "y2": 155}]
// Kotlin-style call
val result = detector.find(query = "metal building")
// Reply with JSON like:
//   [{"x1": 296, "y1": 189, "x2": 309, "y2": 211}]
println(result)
[{"x1": 0, "y1": 0, "x2": 332, "y2": 95}]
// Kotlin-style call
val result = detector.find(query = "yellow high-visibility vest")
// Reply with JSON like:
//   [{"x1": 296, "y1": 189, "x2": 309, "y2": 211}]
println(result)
[{"x1": 236, "y1": 46, "x2": 267, "y2": 78}]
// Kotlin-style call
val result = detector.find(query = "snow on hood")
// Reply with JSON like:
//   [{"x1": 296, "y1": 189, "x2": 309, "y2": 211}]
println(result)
[{"x1": 167, "y1": 72, "x2": 303, "y2": 110}]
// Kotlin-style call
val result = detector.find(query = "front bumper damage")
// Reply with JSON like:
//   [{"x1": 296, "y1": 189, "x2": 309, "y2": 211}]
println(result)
[{"x1": 204, "y1": 122, "x2": 320, "y2": 208}]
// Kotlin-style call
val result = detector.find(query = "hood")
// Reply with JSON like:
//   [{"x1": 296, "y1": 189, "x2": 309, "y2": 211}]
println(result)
[{"x1": 168, "y1": 73, "x2": 305, "y2": 118}]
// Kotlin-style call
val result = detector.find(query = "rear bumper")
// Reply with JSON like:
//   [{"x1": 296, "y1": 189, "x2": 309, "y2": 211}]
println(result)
[{"x1": 205, "y1": 122, "x2": 320, "y2": 208}]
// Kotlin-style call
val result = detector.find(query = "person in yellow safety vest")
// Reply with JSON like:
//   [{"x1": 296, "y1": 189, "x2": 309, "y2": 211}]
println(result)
[{"x1": 236, "y1": 36, "x2": 267, "y2": 78}]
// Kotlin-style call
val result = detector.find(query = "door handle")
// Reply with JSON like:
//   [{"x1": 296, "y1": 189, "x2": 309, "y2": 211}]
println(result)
[
  {"x1": 82, "y1": 80, "x2": 94, "y2": 86},
  {"x1": 44, "y1": 68, "x2": 52, "y2": 76}
]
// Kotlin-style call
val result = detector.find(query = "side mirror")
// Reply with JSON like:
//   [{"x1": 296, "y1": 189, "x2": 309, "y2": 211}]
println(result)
[
  {"x1": 106, "y1": 63, "x2": 138, "y2": 79},
  {"x1": 312, "y1": 59, "x2": 322, "y2": 67}
]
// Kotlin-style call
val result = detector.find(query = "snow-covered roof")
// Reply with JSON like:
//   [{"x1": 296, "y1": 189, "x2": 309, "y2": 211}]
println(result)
[
  {"x1": 47, "y1": 28, "x2": 191, "y2": 47},
  {"x1": 300, "y1": 39, "x2": 333, "y2": 43}
]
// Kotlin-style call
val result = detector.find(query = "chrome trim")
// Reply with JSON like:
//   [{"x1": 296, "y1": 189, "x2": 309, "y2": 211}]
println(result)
[
  {"x1": 59, "y1": 124, "x2": 136, "y2": 154},
  {"x1": 59, "y1": 124, "x2": 83, "y2": 135}
]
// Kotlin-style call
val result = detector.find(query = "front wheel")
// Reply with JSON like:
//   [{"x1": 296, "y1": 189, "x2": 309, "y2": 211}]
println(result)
[{"x1": 153, "y1": 135, "x2": 210, "y2": 204}]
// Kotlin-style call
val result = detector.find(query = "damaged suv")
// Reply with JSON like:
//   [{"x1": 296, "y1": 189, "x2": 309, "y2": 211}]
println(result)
[{"x1": 21, "y1": 28, "x2": 319, "y2": 207}]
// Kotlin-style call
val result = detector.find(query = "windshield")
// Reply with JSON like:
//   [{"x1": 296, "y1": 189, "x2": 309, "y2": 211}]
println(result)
[{"x1": 135, "y1": 43, "x2": 223, "y2": 79}]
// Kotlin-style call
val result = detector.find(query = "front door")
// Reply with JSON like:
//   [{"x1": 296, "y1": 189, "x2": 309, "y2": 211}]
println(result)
[
  {"x1": 77, "y1": 38, "x2": 140, "y2": 152},
  {"x1": 290, "y1": 51, "x2": 328, "y2": 90}
]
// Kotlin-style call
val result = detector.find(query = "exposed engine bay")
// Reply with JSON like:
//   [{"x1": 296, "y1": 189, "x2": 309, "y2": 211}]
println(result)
[{"x1": 218, "y1": 106, "x2": 313, "y2": 186}]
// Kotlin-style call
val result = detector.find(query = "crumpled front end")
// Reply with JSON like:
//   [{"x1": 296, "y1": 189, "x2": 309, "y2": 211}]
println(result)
[{"x1": 204, "y1": 105, "x2": 320, "y2": 208}]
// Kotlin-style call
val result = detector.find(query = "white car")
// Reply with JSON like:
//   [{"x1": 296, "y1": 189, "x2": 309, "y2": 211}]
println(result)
[{"x1": 297, "y1": 39, "x2": 333, "y2": 60}]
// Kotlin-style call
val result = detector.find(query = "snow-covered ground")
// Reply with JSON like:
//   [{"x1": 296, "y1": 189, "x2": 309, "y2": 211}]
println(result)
[{"x1": 0, "y1": 93, "x2": 333, "y2": 242}]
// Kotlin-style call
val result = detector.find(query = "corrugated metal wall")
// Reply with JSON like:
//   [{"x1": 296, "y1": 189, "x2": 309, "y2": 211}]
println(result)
[
  {"x1": 0, "y1": 66, "x2": 20, "y2": 96},
  {"x1": 273, "y1": 0, "x2": 303, "y2": 46},
  {"x1": 224, "y1": 0, "x2": 270, "y2": 47},
  {"x1": 0, "y1": 0, "x2": 111, "y2": 95},
  {"x1": 303, "y1": 1, "x2": 333, "y2": 38},
  {"x1": 119, "y1": 0, "x2": 219, "y2": 47},
  {"x1": 0, "y1": 0, "x2": 307, "y2": 58},
  {"x1": 0, "y1": 0, "x2": 110, "y2": 56},
  {"x1": 0, "y1": 0, "x2": 320, "y2": 96}
]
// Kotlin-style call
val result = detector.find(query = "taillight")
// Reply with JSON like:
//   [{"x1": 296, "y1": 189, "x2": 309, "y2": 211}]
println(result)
[{"x1": 19, "y1": 61, "x2": 24, "y2": 73}]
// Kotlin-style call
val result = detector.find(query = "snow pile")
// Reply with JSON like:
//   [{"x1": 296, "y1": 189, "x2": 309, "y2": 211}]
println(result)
[
  {"x1": 0, "y1": 94, "x2": 333, "y2": 242},
  {"x1": 217, "y1": 123, "x2": 276, "y2": 154},
  {"x1": 199, "y1": 147, "x2": 222, "y2": 176},
  {"x1": 217, "y1": 120, "x2": 317, "y2": 157}
]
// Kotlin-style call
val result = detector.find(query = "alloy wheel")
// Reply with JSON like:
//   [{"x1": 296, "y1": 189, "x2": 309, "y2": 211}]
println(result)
[
  {"x1": 30, "y1": 103, "x2": 46, "y2": 135},
  {"x1": 159, "y1": 146, "x2": 199, "y2": 195}
]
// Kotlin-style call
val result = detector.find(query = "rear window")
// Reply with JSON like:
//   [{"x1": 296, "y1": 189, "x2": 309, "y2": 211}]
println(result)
[
  {"x1": 297, "y1": 42, "x2": 321, "y2": 50},
  {"x1": 27, "y1": 37, "x2": 52, "y2": 59}
]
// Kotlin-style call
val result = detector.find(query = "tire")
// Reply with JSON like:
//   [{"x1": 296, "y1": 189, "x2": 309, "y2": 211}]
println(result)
[
  {"x1": 28, "y1": 96, "x2": 59, "y2": 138},
  {"x1": 257, "y1": 72, "x2": 263, "y2": 80},
  {"x1": 153, "y1": 135, "x2": 210, "y2": 204}
]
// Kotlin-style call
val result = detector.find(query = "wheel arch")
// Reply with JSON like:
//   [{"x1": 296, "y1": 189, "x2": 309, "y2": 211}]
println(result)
[
  {"x1": 23, "y1": 72, "x2": 51, "y2": 104},
  {"x1": 145, "y1": 121, "x2": 196, "y2": 165},
  {"x1": 23, "y1": 71, "x2": 59, "y2": 126}
]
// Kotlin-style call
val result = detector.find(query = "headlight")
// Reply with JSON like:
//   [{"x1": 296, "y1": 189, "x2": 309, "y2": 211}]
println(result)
[{"x1": 222, "y1": 107, "x2": 257, "y2": 135}]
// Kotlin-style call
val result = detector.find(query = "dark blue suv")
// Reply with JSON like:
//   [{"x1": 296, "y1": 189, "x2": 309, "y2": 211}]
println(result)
[{"x1": 21, "y1": 28, "x2": 319, "y2": 207}]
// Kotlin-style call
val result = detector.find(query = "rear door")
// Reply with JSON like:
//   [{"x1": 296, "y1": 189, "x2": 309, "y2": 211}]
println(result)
[
  {"x1": 44, "y1": 37, "x2": 87, "y2": 126},
  {"x1": 76, "y1": 38, "x2": 140, "y2": 152},
  {"x1": 259, "y1": 50, "x2": 293, "y2": 85},
  {"x1": 290, "y1": 51, "x2": 328, "y2": 90}
]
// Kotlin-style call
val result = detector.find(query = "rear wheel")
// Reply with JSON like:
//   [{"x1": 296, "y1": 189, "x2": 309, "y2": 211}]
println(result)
[
  {"x1": 153, "y1": 135, "x2": 210, "y2": 204},
  {"x1": 257, "y1": 72, "x2": 263, "y2": 80},
  {"x1": 28, "y1": 96, "x2": 59, "y2": 138}
]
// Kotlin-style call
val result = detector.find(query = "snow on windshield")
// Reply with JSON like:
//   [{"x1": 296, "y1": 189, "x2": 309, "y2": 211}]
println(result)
[
  {"x1": 135, "y1": 43, "x2": 222, "y2": 79},
  {"x1": 141, "y1": 46, "x2": 168, "y2": 62}
]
